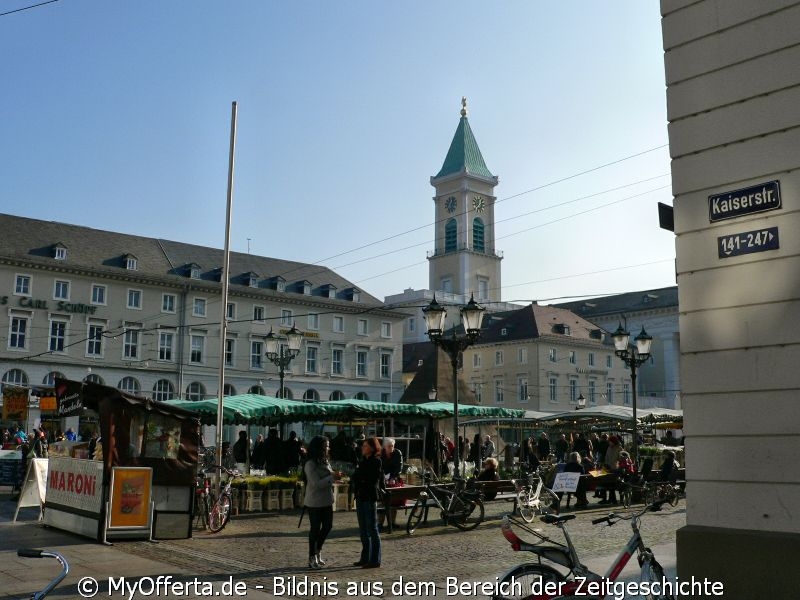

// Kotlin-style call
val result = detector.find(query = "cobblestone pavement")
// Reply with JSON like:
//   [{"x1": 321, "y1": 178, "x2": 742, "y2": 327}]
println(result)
[{"x1": 117, "y1": 500, "x2": 686, "y2": 599}]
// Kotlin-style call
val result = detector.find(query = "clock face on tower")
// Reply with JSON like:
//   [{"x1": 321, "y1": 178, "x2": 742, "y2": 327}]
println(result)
[
  {"x1": 444, "y1": 196, "x2": 457, "y2": 213},
  {"x1": 473, "y1": 195, "x2": 486, "y2": 213}
]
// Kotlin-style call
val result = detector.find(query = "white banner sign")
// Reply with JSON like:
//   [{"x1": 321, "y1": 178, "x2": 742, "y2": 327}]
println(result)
[
  {"x1": 46, "y1": 457, "x2": 104, "y2": 515},
  {"x1": 552, "y1": 471, "x2": 580, "y2": 493}
]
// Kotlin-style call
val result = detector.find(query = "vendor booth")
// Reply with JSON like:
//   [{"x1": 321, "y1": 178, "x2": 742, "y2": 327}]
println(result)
[{"x1": 43, "y1": 379, "x2": 199, "y2": 542}]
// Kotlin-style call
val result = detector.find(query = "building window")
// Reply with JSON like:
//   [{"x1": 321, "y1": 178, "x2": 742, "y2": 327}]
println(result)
[
  {"x1": 190, "y1": 266, "x2": 201, "y2": 279},
  {"x1": 306, "y1": 346, "x2": 318, "y2": 373},
  {"x1": 606, "y1": 355, "x2": 613, "y2": 368},
  {"x1": 331, "y1": 348, "x2": 343, "y2": 375},
  {"x1": 307, "y1": 312, "x2": 319, "y2": 330},
  {"x1": 495, "y1": 350, "x2": 504, "y2": 366},
  {"x1": 153, "y1": 379, "x2": 175, "y2": 402},
  {"x1": 473, "y1": 353, "x2": 482, "y2": 368},
  {"x1": 248, "y1": 275, "x2": 258, "y2": 288},
  {"x1": 589, "y1": 379, "x2": 597, "y2": 404},
  {"x1": 445, "y1": 218, "x2": 457, "y2": 253},
  {"x1": 518, "y1": 377, "x2": 528, "y2": 402},
  {"x1": 15, "y1": 274, "x2": 31, "y2": 296},
  {"x1": 381, "y1": 392, "x2": 390, "y2": 402},
  {"x1": 333, "y1": 316, "x2": 344, "y2": 333},
  {"x1": 127, "y1": 289, "x2": 142, "y2": 309},
  {"x1": 569, "y1": 379, "x2": 578, "y2": 403},
  {"x1": 162, "y1": 294, "x2": 176, "y2": 313},
  {"x1": 302, "y1": 388, "x2": 319, "y2": 401},
  {"x1": 54, "y1": 280, "x2": 70, "y2": 300},
  {"x1": 357, "y1": 319, "x2": 368, "y2": 336},
  {"x1": 407, "y1": 317, "x2": 415, "y2": 333},
  {"x1": 276, "y1": 279, "x2": 286, "y2": 292},
  {"x1": 441, "y1": 278, "x2": 452, "y2": 294},
  {"x1": 303, "y1": 282, "x2": 311, "y2": 295},
  {"x1": 494, "y1": 379, "x2": 504, "y2": 404},
  {"x1": 253, "y1": 306, "x2": 265, "y2": 323},
  {"x1": 119, "y1": 376, "x2": 140, "y2": 395},
  {"x1": 192, "y1": 297, "x2": 206, "y2": 317},
  {"x1": 473, "y1": 383, "x2": 483, "y2": 404},
  {"x1": 92, "y1": 284, "x2": 107, "y2": 305},
  {"x1": 549, "y1": 377, "x2": 558, "y2": 403},
  {"x1": 87, "y1": 323, "x2": 104, "y2": 357},
  {"x1": 623, "y1": 382, "x2": 631, "y2": 405},
  {"x1": 606, "y1": 382, "x2": 614, "y2": 404},
  {"x1": 381, "y1": 322, "x2": 392, "y2": 338},
  {"x1": 126, "y1": 257, "x2": 138, "y2": 270},
  {"x1": 190, "y1": 335, "x2": 204, "y2": 364},
  {"x1": 158, "y1": 331, "x2": 174, "y2": 361},
  {"x1": 250, "y1": 341, "x2": 262, "y2": 368},
  {"x1": 43, "y1": 371, "x2": 65, "y2": 386},
  {"x1": 123, "y1": 328, "x2": 139, "y2": 359},
  {"x1": 380, "y1": 353, "x2": 391, "y2": 378},
  {"x1": 549, "y1": 348, "x2": 557, "y2": 362},
  {"x1": 226, "y1": 303, "x2": 236, "y2": 320},
  {"x1": 3, "y1": 368, "x2": 28, "y2": 386},
  {"x1": 281, "y1": 309, "x2": 293, "y2": 327},
  {"x1": 588, "y1": 352, "x2": 595, "y2": 367},
  {"x1": 54, "y1": 246, "x2": 67, "y2": 260},
  {"x1": 473, "y1": 218, "x2": 485, "y2": 253},
  {"x1": 569, "y1": 351, "x2": 576, "y2": 365},
  {"x1": 356, "y1": 350, "x2": 367, "y2": 377},
  {"x1": 9, "y1": 316, "x2": 29, "y2": 349},
  {"x1": 329, "y1": 390, "x2": 344, "y2": 401},
  {"x1": 49, "y1": 320, "x2": 67, "y2": 352},
  {"x1": 518, "y1": 347, "x2": 527, "y2": 364},
  {"x1": 478, "y1": 278, "x2": 489, "y2": 301},
  {"x1": 186, "y1": 382, "x2": 205, "y2": 401},
  {"x1": 225, "y1": 339, "x2": 235, "y2": 367}
]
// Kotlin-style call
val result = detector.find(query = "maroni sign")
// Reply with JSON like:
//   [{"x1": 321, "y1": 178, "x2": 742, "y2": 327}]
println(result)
[{"x1": 708, "y1": 180, "x2": 781, "y2": 222}]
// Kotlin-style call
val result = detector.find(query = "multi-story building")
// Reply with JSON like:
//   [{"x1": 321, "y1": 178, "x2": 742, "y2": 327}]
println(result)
[{"x1": 0, "y1": 214, "x2": 407, "y2": 415}]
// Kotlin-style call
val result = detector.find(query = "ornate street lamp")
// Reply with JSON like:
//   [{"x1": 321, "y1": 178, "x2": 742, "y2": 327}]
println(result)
[
  {"x1": 422, "y1": 294, "x2": 485, "y2": 478},
  {"x1": 576, "y1": 393, "x2": 587, "y2": 410},
  {"x1": 612, "y1": 323, "x2": 653, "y2": 466},
  {"x1": 265, "y1": 323, "x2": 304, "y2": 398}
]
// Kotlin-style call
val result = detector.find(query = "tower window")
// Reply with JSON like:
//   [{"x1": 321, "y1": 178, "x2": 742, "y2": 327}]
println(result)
[
  {"x1": 445, "y1": 218, "x2": 457, "y2": 253},
  {"x1": 473, "y1": 218, "x2": 485, "y2": 253}
]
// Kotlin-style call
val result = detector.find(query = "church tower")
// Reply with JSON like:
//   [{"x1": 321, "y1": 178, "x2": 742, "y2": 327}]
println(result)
[{"x1": 428, "y1": 98, "x2": 502, "y2": 304}]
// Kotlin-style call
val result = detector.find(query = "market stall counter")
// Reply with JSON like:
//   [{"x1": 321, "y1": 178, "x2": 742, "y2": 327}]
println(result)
[{"x1": 44, "y1": 379, "x2": 200, "y2": 542}]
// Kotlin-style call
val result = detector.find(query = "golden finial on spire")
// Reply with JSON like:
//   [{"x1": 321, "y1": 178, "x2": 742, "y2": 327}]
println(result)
[{"x1": 461, "y1": 96, "x2": 468, "y2": 117}]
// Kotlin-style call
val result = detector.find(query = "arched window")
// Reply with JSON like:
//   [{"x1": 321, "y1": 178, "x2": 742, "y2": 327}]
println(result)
[
  {"x1": 329, "y1": 390, "x2": 344, "y2": 401},
  {"x1": 354, "y1": 392, "x2": 369, "y2": 400},
  {"x1": 445, "y1": 218, "x2": 457, "y2": 253},
  {"x1": 277, "y1": 387, "x2": 294, "y2": 400},
  {"x1": 303, "y1": 389, "x2": 320, "y2": 401},
  {"x1": 248, "y1": 385, "x2": 266, "y2": 395},
  {"x1": 118, "y1": 376, "x2": 141, "y2": 395},
  {"x1": 223, "y1": 383, "x2": 236, "y2": 396},
  {"x1": 153, "y1": 379, "x2": 175, "y2": 402},
  {"x1": 186, "y1": 382, "x2": 206, "y2": 401},
  {"x1": 2, "y1": 369, "x2": 28, "y2": 386},
  {"x1": 43, "y1": 371, "x2": 66, "y2": 386},
  {"x1": 473, "y1": 218, "x2": 485, "y2": 253},
  {"x1": 84, "y1": 373, "x2": 105, "y2": 385}
]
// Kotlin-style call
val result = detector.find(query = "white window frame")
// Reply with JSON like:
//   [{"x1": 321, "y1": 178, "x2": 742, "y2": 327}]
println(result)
[
  {"x1": 518, "y1": 347, "x2": 527, "y2": 364},
  {"x1": 53, "y1": 279, "x2": 70, "y2": 300},
  {"x1": 473, "y1": 353, "x2": 482, "y2": 368},
  {"x1": 86, "y1": 321, "x2": 105, "y2": 358},
  {"x1": 250, "y1": 340, "x2": 263, "y2": 369},
  {"x1": 226, "y1": 302, "x2": 236, "y2": 320},
  {"x1": 549, "y1": 348, "x2": 557, "y2": 362},
  {"x1": 331, "y1": 347, "x2": 344, "y2": 375},
  {"x1": 123, "y1": 327, "x2": 140, "y2": 360},
  {"x1": 55, "y1": 246, "x2": 67, "y2": 260},
  {"x1": 518, "y1": 376, "x2": 528, "y2": 403},
  {"x1": 381, "y1": 322, "x2": 392, "y2": 339},
  {"x1": 569, "y1": 350, "x2": 576, "y2": 365},
  {"x1": 356, "y1": 349, "x2": 368, "y2": 377},
  {"x1": 49, "y1": 317, "x2": 68, "y2": 353},
  {"x1": 569, "y1": 378, "x2": 578, "y2": 403},
  {"x1": 162, "y1": 293, "x2": 176, "y2": 313},
  {"x1": 91, "y1": 284, "x2": 107, "y2": 306},
  {"x1": 495, "y1": 350, "x2": 504, "y2": 366},
  {"x1": 9, "y1": 314, "x2": 30, "y2": 350},
  {"x1": 606, "y1": 382, "x2": 614, "y2": 404},
  {"x1": 192, "y1": 297, "x2": 207, "y2": 317},
  {"x1": 305, "y1": 345, "x2": 318, "y2": 373},
  {"x1": 333, "y1": 315, "x2": 344, "y2": 333},
  {"x1": 623, "y1": 382, "x2": 631, "y2": 405},
  {"x1": 606, "y1": 354, "x2": 613, "y2": 368},
  {"x1": 357, "y1": 319, "x2": 368, "y2": 336},
  {"x1": 253, "y1": 305, "x2": 265, "y2": 323},
  {"x1": 408, "y1": 317, "x2": 415, "y2": 333},
  {"x1": 190, "y1": 334, "x2": 205, "y2": 364},
  {"x1": 158, "y1": 330, "x2": 174, "y2": 362},
  {"x1": 589, "y1": 379, "x2": 597, "y2": 404},
  {"x1": 14, "y1": 274, "x2": 31, "y2": 296},
  {"x1": 380, "y1": 352, "x2": 391, "y2": 379},
  {"x1": 549, "y1": 376, "x2": 558, "y2": 403},
  {"x1": 307, "y1": 312, "x2": 319, "y2": 331},
  {"x1": 126, "y1": 257, "x2": 138, "y2": 270},
  {"x1": 281, "y1": 309, "x2": 293, "y2": 327},
  {"x1": 494, "y1": 379, "x2": 504, "y2": 404},
  {"x1": 127, "y1": 288, "x2": 142, "y2": 310},
  {"x1": 588, "y1": 352, "x2": 595, "y2": 367},
  {"x1": 226, "y1": 338, "x2": 236, "y2": 367}
]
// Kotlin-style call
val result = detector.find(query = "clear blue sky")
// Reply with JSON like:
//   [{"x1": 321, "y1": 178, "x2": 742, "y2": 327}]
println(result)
[{"x1": 1, "y1": 1, "x2": 674, "y2": 305}]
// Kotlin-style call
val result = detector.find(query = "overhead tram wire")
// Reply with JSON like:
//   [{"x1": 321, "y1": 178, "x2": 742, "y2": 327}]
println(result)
[{"x1": 0, "y1": 0, "x2": 59, "y2": 17}]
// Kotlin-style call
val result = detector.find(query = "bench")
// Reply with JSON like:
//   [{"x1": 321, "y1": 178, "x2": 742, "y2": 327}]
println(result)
[
  {"x1": 378, "y1": 485, "x2": 426, "y2": 533},
  {"x1": 471, "y1": 479, "x2": 518, "y2": 503}
]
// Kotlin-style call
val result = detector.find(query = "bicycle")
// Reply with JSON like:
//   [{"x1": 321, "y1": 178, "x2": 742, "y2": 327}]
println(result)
[
  {"x1": 512, "y1": 464, "x2": 559, "y2": 523},
  {"x1": 203, "y1": 464, "x2": 237, "y2": 533},
  {"x1": 493, "y1": 500, "x2": 675, "y2": 600},
  {"x1": 405, "y1": 470, "x2": 484, "y2": 534},
  {"x1": 17, "y1": 549, "x2": 69, "y2": 599},
  {"x1": 619, "y1": 479, "x2": 680, "y2": 509},
  {"x1": 193, "y1": 470, "x2": 213, "y2": 529}
]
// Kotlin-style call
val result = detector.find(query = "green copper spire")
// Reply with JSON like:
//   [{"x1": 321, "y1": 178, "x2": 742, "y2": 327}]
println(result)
[{"x1": 434, "y1": 97, "x2": 494, "y2": 180}]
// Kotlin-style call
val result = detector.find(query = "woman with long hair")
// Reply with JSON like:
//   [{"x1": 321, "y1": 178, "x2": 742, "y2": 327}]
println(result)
[
  {"x1": 351, "y1": 436, "x2": 382, "y2": 568},
  {"x1": 304, "y1": 435, "x2": 335, "y2": 569}
]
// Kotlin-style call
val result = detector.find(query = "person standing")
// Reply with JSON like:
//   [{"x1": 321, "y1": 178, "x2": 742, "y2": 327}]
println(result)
[
  {"x1": 378, "y1": 437, "x2": 403, "y2": 530},
  {"x1": 351, "y1": 437, "x2": 382, "y2": 569},
  {"x1": 250, "y1": 434, "x2": 267, "y2": 470},
  {"x1": 303, "y1": 436, "x2": 335, "y2": 570}
]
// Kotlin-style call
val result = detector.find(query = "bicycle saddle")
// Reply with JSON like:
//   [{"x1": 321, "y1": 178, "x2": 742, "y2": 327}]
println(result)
[{"x1": 541, "y1": 513, "x2": 576, "y2": 525}]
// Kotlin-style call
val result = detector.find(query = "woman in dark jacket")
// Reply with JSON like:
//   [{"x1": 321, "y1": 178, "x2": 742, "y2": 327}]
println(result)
[
  {"x1": 303, "y1": 436, "x2": 335, "y2": 570},
  {"x1": 351, "y1": 436, "x2": 382, "y2": 568}
]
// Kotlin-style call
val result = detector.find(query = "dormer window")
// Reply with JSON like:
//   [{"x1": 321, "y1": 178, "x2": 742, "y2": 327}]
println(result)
[
  {"x1": 501, "y1": 328, "x2": 508, "y2": 336},
  {"x1": 53, "y1": 244, "x2": 67, "y2": 261},
  {"x1": 277, "y1": 280, "x2": 285, "y2": 292},
  {"x1": 248, "y1": 276, "x2": 257, "y2": 287},
  {"x1": 124, "y1": 255, "x2": 138, "y2": 271},
  {"x1": 323, "y1": 284, "x2": 337, "y2": 299},
  {"x1": 348, "y1": 287, "x2": 361, "y2": 302},
  {"x1": 642, "y1": 293, "x2": 658, "y2": 303},
  {"x1": 190, "y1": 266, "x2": 201, "y2": 279},
  {"x1": 302, "y1": 281, "x2": 312, "y2": 295}
]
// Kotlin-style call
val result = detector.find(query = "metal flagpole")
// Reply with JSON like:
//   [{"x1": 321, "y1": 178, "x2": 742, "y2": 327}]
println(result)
[{"x1": 215, "y1": 101, "x2": 238, "y2": 476}]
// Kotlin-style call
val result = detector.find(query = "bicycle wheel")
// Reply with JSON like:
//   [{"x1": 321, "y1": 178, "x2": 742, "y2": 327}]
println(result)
[
  {"x1": 451, "y1": 496, "x2": 484, "y2": 531},
  {"x1": 537, "y1": 489, "x2": 560, "y2": 515},
  {"x1": 196, "y1": 493, "x2": 210, "y2": 529},
  {"x1": 620, "y1": 484, "x2": 632, "y2": 509},
  {"x1": 208, "y1": 494, "x2": 231, "y2": 533},
  {"x1": 406, "y1": 498, "x2": 425, "y2": 535},
  {"x1": 641, "y1": 557, "x2": 675, "y2": 600},
  {"x1": 491, "y1": 563, "x2": 565, "y2": 600},
  {"x1": 666, "y1": 486, "x2": 679, "y2": 507},
  {"x1": 517, "y1": 488, "x2": 535, "y2": 523}
]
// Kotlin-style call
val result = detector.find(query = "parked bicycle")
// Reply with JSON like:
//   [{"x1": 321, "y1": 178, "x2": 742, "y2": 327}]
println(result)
[
  {"x1": 194, "y1": 464, "x2": 237, "y2": 533},
  {"x1": 17, "y1": 549, "x2": 69, "y2": 599},
  {"x1": 193, "y1": 470, "x2": 213, "y2": 530},
  {"x1": 406, "y1": 471, "x2": 484, "y2": 534},
  {"x1": 619, "y1": 479, "x2": 680, "y2": 509},
  {"x1": 493, "y1": 500, "x2": 675, "y2": 600},
  {"x1": 512, "y1": 464, "x2": 559, "y2": 523}
]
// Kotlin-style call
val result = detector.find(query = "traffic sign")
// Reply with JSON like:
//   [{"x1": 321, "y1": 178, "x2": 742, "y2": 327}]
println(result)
[
  {"x1": 718, "y1": 227, "x2": 779, "y2": 258},
  {"x1": 708, "y1": 181, "x2": 781, "y2": 222}
]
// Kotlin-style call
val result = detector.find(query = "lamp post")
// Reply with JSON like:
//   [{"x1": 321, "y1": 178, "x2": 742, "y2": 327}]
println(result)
[
  {"x1": 422, "y1": 294, "x2": 485, "y2": 478},
  {"x1": 576, "y1": 393, "x2": 586, "y2": 410},
  {"x1": 265, "y1": 323, "x2": 304, "y2": 399},
  {"x1": 611, "y1": 323, "x2": 653, "y2": 467}
]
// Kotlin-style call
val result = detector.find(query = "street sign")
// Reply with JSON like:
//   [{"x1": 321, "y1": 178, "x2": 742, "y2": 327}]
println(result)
[
  {"x1": 718, "y1": 227, "x2": 779, "y2": 258},
  {"x1": 708, "y1": 181, "x2": 781, "y2": 222}
]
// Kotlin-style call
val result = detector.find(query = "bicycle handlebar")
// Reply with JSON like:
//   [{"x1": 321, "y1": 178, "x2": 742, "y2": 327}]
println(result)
[{"x1": 17, "y1": 548, "x2": 44, "y2": 558}]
